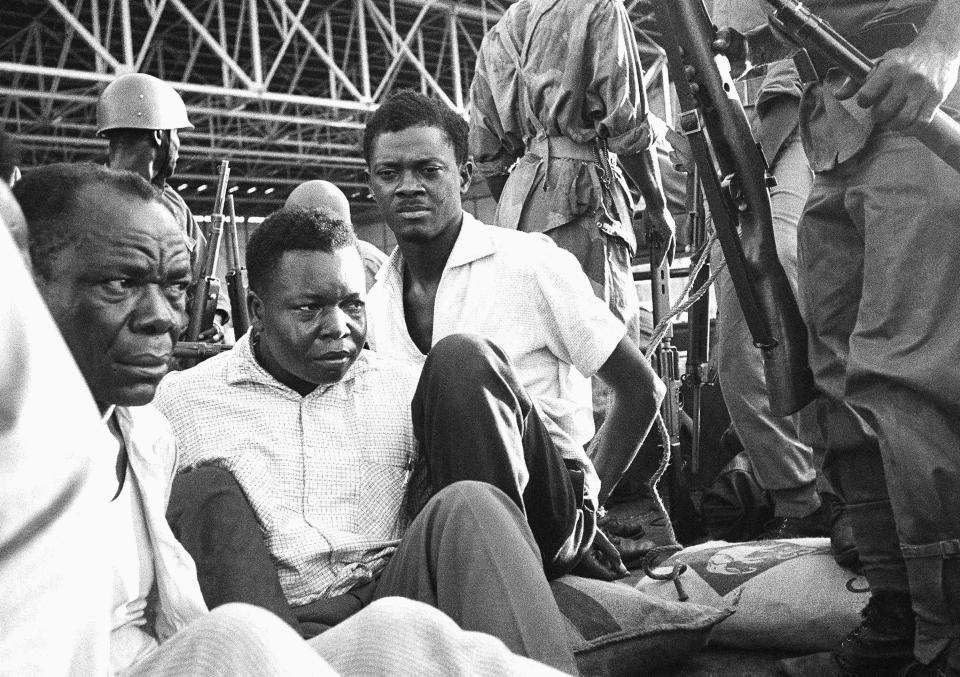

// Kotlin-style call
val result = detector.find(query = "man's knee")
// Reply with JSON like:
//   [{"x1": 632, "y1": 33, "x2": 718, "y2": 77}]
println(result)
[
  {"x1": 424, "y1": 480, "x2": 523, "y2": 527},
  {"x1": 182, "y1": 604, "x2": 324, "y2": 670},
  {"x1": 168, "y1": 466, "x2": 251, "y2": 519},
  {"x1": 426, "y1": 334, "x2": 507, "y2": 380}
]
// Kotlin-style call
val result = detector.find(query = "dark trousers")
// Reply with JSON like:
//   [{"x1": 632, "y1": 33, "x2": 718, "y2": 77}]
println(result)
[
  {"x1": 411, "y1": 334, "x2": 593, "y2": 578},
  {"x1": 167, "y1": 334, "x2": 586, "y2": 673}
]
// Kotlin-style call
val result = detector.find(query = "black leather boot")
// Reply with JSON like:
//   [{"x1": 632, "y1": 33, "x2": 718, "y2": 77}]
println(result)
[{"x1": 776, "y1": 591, "x2": 915, "y2": 676}]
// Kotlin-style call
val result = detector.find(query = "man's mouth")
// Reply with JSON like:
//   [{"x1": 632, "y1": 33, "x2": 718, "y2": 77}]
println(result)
[
  {"x1": 396, "y1": 205, "x2": 430, "y2": 219},
  {"x1": 115, "y1": 354, "x2": 171, "y2": 379},
  {"x1": 313, "y1": 349, "x2": 354, "y2": 364}
]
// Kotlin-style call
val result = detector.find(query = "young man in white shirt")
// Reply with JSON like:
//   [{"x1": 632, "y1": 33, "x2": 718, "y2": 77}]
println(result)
[{"x1": 363, "y1": 90, "x2": 667, "y2": 579}]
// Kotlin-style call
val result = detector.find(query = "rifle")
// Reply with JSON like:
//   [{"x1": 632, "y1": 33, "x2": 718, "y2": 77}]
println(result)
[
  {"x1": 680, "y1": 166, "x2": 712, "y2": 474},
  {"x1": 173, "y1": 342, "x2": 231, "y2": 360},
  {"x1": 184, "y1": 160, "x2": 229, "y2": 342},
  {"x1": 649, "y1": 0, "x2": 816, "y2": 416},
  {"x1": 224, "y1": 195, "x2": 251, "y2": 340},
  {"x1": 647, "y1": 230, "x2": 700, "y2": 541},
  {"x1": 761, "y1": 0, "x2": 960, "y2": 175}
]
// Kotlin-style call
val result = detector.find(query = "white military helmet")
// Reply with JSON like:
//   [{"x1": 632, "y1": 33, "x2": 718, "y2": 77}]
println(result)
[{"x1": 96, "y1": 73, "x2": 193, "y2": 135}]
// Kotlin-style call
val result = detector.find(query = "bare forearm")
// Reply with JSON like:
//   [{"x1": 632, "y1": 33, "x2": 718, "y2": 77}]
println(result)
[
  {"x1": 591, "y1": 383, "x2": 664, "y2": 506},
  {"x1": 590, "y1": 341, "x2": 667, "y2": 506},
  {"x1": 915, "y1": 0, "x2": 960, "y2": 58}
]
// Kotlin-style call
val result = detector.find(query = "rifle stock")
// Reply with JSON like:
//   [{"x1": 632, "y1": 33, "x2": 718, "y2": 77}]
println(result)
[{"x1": 650, "y1": 0, "x2": 816, "y2": 415}]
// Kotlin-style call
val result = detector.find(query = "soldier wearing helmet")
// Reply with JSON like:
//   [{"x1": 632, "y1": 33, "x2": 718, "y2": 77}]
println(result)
[{"x1": 97, "y1": 73, "x2": 227, "y2": 341}]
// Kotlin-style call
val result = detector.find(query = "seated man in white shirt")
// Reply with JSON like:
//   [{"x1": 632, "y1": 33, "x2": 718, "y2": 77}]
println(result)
[
  {"x1": 155, "y1": 208, "x2": 580, "y2": 674},
  {"x1": 362, "y1": 90, "x2": 667, "y2": 576},
  {"x1": 13, "y1": 162, "x2": 563, "y2": 677}
]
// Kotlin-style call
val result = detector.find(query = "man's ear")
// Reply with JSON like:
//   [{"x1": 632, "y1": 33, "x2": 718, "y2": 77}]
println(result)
[
  {"x1": 151, "y1": 129, "x2": 164, "y2": 148},
  {"x1": 248, "y1": 290, "x2": 264, "y2": 331},
  {"x1": 459, "y1": 159, "x2": 475, "y2": 195}
]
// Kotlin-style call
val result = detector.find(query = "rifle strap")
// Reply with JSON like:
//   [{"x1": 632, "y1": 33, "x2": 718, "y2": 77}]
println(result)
[{"x1": 677, "y1": 108, "x2": 775, "y2": 348}]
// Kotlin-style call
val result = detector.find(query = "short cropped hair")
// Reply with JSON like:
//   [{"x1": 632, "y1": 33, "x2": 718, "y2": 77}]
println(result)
[
  {"x1": 13, "y1": 162, "x2": 161, "y2": 279},
  {"x1": 246, "y1": 208, "x2": 358, "y2": 295},
  {"x1": 362, "y1": 90, "x2": 469, "y2": 166}
]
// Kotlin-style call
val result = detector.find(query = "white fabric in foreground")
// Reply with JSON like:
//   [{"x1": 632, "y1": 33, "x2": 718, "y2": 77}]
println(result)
[{"x1": 0, "y1": 224, "x2": 114, "y2": 677}]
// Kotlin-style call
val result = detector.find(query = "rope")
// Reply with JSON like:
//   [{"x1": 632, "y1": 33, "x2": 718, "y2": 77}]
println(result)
[
  {"x1": 635, "y1": 233, "x2": 722, "y2": 594},
  {"x1": 643, "y1": 231, "x2": 725, "y2": 359}
]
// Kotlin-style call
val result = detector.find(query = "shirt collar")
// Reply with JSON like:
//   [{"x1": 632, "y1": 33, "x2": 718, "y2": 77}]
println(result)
[
  {"x1": 224, "y1": 331, "x2": 371, "y2": 394},
  {"x1": 377, "y1": 211, "x2": 497, "y2": 290}
]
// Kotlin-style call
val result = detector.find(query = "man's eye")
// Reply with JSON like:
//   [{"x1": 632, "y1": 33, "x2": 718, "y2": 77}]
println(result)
[
  {"x1": 295, "y1": 304, "x2": 321, "y2": 313},
  {"x1": 376, "y1": 169, "x2": 398, "y2": 181},
  {"x1": 422, "y1": 166, "x2": 441, "y2": 176},
  {"x1": 343, "y1": 299, "x2": 365, "y2": 312},
  {"x1": 100, "y1": 279, "x2": 136, "y2": 293},
  {"x1": 166, "y1": 280, "x2": 191, "y2": 295}
]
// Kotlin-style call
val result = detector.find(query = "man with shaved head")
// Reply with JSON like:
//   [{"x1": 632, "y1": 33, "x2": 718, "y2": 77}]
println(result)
[{"x1": 285, "y1": 179, "x2": 387, "y2": 291}]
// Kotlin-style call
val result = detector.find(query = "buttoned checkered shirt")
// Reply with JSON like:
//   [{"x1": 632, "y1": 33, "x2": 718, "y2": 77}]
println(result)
[
  {"x1": 155, "y1": 335, "x2": 421, "y2": 607},
  {"x1": 366, "y1": 212, "x2": 626, "y2": 505}
]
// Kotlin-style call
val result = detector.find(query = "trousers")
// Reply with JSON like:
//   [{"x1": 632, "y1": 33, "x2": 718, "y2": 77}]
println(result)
[
  {"x1": 710, "y1": 132, "x2": 821, "y2": 517},
  {"x1": 798, "y1": 129, "x2": 960, "y2": 666}
]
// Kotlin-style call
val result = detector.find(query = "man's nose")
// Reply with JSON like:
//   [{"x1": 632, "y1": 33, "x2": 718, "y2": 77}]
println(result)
[
  {"x1": 396, "y1": 169, "x2": 424, "y2": 195},
  {"x1": 131, "y1": 285, "x2": 182, "y2": 336},
  {"x1": 319, "y1": 307, "x2": 351, "y2": 340}
]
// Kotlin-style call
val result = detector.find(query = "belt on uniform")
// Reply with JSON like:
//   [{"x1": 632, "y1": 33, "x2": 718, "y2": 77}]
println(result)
[{"x1": 526, "y1": 135, "x2": 601, "y2": 162}]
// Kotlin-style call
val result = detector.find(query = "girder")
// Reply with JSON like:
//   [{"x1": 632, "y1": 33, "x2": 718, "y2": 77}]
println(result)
[
  {"x1": 0, "y1": 0, "x2": 504, "y2": 216},
  {"x1": 0, "y1": 0, "x2": 669, "y2": 218}
]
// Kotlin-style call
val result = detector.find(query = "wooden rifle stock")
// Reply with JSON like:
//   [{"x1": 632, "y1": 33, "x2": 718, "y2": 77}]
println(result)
[
  {"x1": 225, "y1": 195, "x2": 251, "y2": 340},
  {"x1": 650, "y1": 0, "x2": 816, "y2": 415},
  {"x1": 763, "y1": 0, "x2": 960, "y2": 174},
  {"x1": 185, "y1": 160, "x2": 229, "y2": 342}
]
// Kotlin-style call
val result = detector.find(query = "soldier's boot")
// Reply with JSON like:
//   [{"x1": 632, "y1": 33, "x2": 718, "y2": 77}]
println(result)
[{"x1": 776, "y1": 591, "x2": 915, "y2": 677}]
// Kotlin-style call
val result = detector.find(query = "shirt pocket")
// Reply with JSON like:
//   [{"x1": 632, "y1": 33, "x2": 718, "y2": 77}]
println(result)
[
  {"x1": 302, "y1": 459, "x2": 361, "y2": 534},
  {"x1": 356, "y1": 449, "x2": 413, "y2": 539}
]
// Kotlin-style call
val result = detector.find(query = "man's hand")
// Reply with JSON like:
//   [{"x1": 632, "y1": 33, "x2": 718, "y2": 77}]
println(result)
[
  {"x1": 641, "y1": 207, "x2": 676, "y2": 267},
  {"x1": 713, "y1": 27, "x2": 750, "y2": 78},
  {"x1": 836, "y1": 43, "x2": 960, "y2": 131},
  {"x1": 575, "y1": 530, "x2": 629, "y2": 581},
  {"x1": 197, "y1": 319, "x2": 225, "y2": 344}
]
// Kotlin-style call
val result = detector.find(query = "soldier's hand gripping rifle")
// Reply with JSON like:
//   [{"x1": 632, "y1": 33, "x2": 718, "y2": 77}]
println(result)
[
  {"x1": 225, "y1": 195, "x2": 251, "y2": 340},
  {"x1": 649, "y1": 0, "x2": 816, "y2": 416},
  {"x1": 184, "y1": 160, "x2": 229, "y2": 342},
  {"x1": 760, "y1": 0, "x2": 960, "y2": 174}
]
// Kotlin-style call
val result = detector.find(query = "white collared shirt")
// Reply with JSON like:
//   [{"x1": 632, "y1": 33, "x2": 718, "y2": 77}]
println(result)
[
  {"x1": 366, "y1": 211, "x2": 626, "y2": 504},
  {"x1": 155, "y1": 336, "x2": 421, "y2": 607}
]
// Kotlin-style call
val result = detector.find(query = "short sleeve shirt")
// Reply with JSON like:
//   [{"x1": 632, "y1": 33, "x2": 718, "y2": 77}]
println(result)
[{"x1": 365, "y1": 212, "x2": 627, "y2": 503}]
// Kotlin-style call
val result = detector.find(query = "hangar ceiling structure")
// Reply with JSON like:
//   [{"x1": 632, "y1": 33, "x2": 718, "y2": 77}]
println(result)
[{"x1": 0, "y1": 0, "x2": 668, "y2": 217}]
